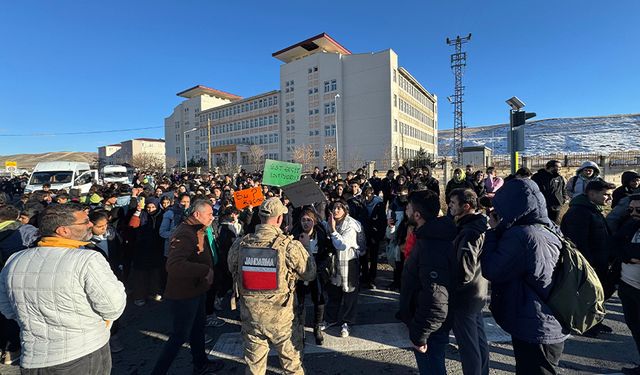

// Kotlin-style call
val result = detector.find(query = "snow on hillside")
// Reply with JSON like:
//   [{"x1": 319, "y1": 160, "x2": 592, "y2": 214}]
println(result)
[{"x1": 438, "y1": 114, "x2": 640, "y2": 156}]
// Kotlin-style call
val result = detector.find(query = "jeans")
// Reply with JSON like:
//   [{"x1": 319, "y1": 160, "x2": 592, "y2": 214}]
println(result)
[
  {"x1": 360, "y1": 241, "x2": 380, "y2": 283},
  {"x1": 151, "y1": 294, "x2": 207, "y2": 374},
  {"x1": 512, "y1": 337, "x2": 564, "y2": 375},
  {"x1": 619, "y1": 280, "x2": 640, "y2": 358},
  {"x1": 453, "y1": 310, "x2": 489, "y2": 375},
  {"x1": 413, "y1": 329, "x2": 449, "y2": 375},
  {"x1": 21, "y1": 342, "x2": 111, "y2": 375},
  {"x1": 325, "y1": 283, "x2": 358, "y2": 325}
]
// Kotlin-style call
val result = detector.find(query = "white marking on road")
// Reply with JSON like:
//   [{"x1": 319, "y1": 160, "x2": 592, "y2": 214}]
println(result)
[{"x1": 209, "y1": 317, "x2": 510, "y2": 360}]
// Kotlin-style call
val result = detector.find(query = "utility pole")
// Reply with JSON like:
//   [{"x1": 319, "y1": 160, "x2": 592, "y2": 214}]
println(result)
[
  {"x1": 207, "y1": 119, "x2": 212, "y2": 171},
  {"x1": 446, "y1": 33, "x2": 472, "y2": 165}
]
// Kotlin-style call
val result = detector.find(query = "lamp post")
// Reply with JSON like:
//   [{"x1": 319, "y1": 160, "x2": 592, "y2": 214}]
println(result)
[
  {"x1": 505, "y1": 96, "x2": 535, "y2": 175},
  {"x1": 183, "y1": 127, "x2": 198, "y2": 172},
  {"x1": 334, "y1": 93, "x2": 341, "y2": 171}
]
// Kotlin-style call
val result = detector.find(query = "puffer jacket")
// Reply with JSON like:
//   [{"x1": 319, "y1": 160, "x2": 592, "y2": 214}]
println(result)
[
  {"x1": 0, "y1": 244, "x2": 126, "y2": 368},
  {"x1": 398, "y1": 216, "x2": 457, "y2": 346},
  {"x1": 481, "y1": 178, "x2": 569, "y2": 344}
]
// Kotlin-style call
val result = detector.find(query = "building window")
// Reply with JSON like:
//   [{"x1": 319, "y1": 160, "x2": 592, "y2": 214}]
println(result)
[
  {"x1": 394, "y1": 119, "x2": 398, "y2": 132},
  {"x1": 314, "y1": 66, "x2": 318, "y2": 72},
  {"x1": 393, "y1": 69, "x2": 397, "y2": 82},
  {"x1": 308, "y1": 68, "x2": 313, "y2": 74},
  {"x1": 330, "y1": 79, "x2": 337, "y2": 91},
  {"x1": 324, "y1": 124, "x2": 336, "y2": 136},
  {"x1": 394, "y1": 94, "x2": 397, "y2": 107},
  {"x1": 324, "y1": 81, "x2": 330, "y2": 92}
]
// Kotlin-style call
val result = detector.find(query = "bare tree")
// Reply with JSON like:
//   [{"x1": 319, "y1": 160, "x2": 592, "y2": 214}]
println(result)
[
  {"x1": 292, "y1": 145, "x2": 314, "y2": 172},
  {"x1": 216, "y1": 156, "x2": 240, "y2": 176},
  {"x1": 348, "y1": 150, "x2": 364, "y2": 171},
  {"x1": 247, "y1": 145, "x2": 266, "y2": 172},
  {"x1": 130, "y1": 153, "x2": 165, "y2": 172},
  {"x1": 323, "y1": 144, "x2": 337, "y2": 170}
]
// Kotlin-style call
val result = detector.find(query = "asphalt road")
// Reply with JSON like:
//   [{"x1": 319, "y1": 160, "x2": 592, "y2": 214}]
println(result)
[{"x1": 1, "y1": 267, "x2": 638, "y2": 375}]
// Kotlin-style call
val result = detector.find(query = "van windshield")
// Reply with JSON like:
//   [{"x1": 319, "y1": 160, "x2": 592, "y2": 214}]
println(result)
[
  {"x1": 30, "y1": 171, "x2": 73, "y2": 184},
  {"x1": 104, "y1": 172, "x2": 128, "y2": 178}
]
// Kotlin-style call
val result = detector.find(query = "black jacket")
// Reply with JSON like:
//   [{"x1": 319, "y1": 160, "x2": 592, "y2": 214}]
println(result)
[
  {"x1": 613, "y1": 218, "x2": 640, "y2": 263},
  {"x1": 398, "y1": 216, "x2": 457, "y2": 346},
  {"x1": 531, "y1": 169, "x2": 566, "y2": 210},
  {"x1": 560, "y1": 194, "x2": 611, "y2": 276},
  {"x1": 452, "y1": 214, "x2": 488, "y2": 313}
]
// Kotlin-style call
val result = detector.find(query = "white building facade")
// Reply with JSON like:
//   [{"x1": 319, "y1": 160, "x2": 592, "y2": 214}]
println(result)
[{"x1": 165, "y1": 33, "x2": 437, "y2": 171}]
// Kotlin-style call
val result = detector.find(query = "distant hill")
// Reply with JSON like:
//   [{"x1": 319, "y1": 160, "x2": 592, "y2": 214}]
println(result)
[
  {"x1": 0, "y1": 152, "x2": 97, "y2": 170},
  {"x1": 438, "y1": 113, "x2": 640, "y2": 155}
]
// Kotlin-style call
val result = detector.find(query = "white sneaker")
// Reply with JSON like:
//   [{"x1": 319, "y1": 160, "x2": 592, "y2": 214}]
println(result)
[
  {"x1": 152, "y1": 294, "x2": 163, "y2": 302},
  {"x1": 340, "y1": 323, "x2": 350, "y2": 338}
]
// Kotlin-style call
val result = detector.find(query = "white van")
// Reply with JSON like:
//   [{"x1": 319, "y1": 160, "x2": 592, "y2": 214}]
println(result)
[
  {"x1": 101, "y1": 165, "x2": 130, "y2": 184},
  {"x1": 25, "y1": 161, "x2": 97, "y2": 194}
]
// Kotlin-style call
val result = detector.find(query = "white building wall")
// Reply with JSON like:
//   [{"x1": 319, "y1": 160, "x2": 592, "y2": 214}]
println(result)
[{"x1": 164, "y1": 95, "x2": 231, "y2": 169}]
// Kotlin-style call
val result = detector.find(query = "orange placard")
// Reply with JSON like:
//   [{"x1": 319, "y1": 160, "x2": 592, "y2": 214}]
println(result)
[{"x1": 233, "y1": 187, "x2": 265, "y2": 210}]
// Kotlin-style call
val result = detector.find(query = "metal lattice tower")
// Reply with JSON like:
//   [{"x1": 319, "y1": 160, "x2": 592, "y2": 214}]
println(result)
[{"x1": 446, "y1": 33, "x2": 471, "y2": 164}]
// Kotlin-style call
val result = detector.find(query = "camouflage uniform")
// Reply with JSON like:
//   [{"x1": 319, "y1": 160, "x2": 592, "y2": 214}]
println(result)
[{"x1": 229, "y1": 223, "x2": 316, "y2": 375}]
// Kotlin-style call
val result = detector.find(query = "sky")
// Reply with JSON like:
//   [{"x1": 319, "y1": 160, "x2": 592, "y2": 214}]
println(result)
[{"x1": 0, "y1": 1, "x2": 638, "y2": 155}]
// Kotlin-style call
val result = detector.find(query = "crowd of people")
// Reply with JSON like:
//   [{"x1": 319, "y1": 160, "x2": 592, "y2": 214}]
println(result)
[{"x1": 0, "y1": 159, "x2": 639, "y2": 374}]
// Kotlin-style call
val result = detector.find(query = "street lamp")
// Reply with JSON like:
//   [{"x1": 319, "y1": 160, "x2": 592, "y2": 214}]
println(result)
[
  {"x1": 334, "y1": 93, "x2": 341, "y2": 171},
  {"x1": 183, "y1": 127, "x2": 198, "y2": 172},
  {"x1": 505, "y1": 96, "x2": 535, "y2": 174}
]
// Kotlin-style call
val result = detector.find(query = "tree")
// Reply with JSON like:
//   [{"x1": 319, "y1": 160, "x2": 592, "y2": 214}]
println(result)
[
  {"x1": 216, "y1": 156, "x2": 240, "y2": 176},
  {"x1": 166, "y1": 156, "x2": 179, "y2": 171},
  {"x1": 130, "y1": 152, "x2": 165, "y2": 172},
  {"x1": 323, "y1": 144, "x2": 337, "y2": 170},
  {"x1": 292, "y1": 144, "x2": 315, "y2": 172},
  {"x1": 247, "y1": 145, "x2": 266, "y2": 171},
  {"x1": 188, "y1": 157, "x2": 207, "y2": 168}
]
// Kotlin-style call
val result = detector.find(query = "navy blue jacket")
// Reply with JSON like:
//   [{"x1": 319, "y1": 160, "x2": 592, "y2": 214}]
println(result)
[{"x1": 481, "y1": 178, "x2": 569, "y2": 344}]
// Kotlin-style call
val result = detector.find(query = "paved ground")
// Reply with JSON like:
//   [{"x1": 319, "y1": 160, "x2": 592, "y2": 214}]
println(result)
[{"x1": 1, "y1": 267, "x2": 639, "y2": 374}]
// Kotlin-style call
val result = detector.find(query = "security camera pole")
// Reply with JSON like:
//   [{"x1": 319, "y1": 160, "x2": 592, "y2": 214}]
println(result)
[{"x1": 505, "y1": 96, "x2": 536, "y2": 174}]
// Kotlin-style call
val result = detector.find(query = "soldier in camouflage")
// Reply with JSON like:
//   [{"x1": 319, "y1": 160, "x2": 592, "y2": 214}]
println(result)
[{"x1": 229, "y1": 198, "x2": 316, "y2": 375}]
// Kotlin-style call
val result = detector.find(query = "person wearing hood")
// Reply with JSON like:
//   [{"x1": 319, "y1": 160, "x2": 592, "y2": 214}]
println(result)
[
  {"x1": 483, "y1": 167, "x2": 504, "y2": 195},
  {"x1": 361, "y1": 187, "x2": 387, "y2": 289},
  {"x1": 159, "y1": 193, "x2": 191, "y2": 258},
  {"x1": 398, "y1": 189, "x2": 457, "y2": 375},
  {"x1": 566, "y1": 160, "x2": 603, "y2": 198},
  {"x1": 128, "y1": 196, "x2": 164, "y2": 306},
  {"x1": 532, "y1": 160, "x2": 567, "y2": 223},
  {"x1": 612, "y1": 170, "x2": 640, "y2": 208},
  {"x1": 421, "y1": 165, "x2": 441, "y2": 197},
  {"x1": 0, "y1": 205, "x2": 38, "y2": 365},
  {"x1": 445, "y1": 168, "x2": 474, "y2": 204},
  {"x1": 448, "y1": 189, "x2": 489, "y2": 375},
  {"x1": 481, "y1": 178, "x2": 568, "y2": 374},
  {"x1": 561, "y1": 180, "x2": 617, "y2": 336}
]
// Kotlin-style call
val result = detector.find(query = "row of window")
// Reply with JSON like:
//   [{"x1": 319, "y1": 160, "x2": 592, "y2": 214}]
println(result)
[
  {"x1": 213, "y1": 133, "x2": 279, "y2": 147},
  {"x1": 285, "y1": 80, "x2": 295, "y2": 87},
  {"x1": 324, "y1": 79, "x2": 337, "y2": 92},
  {"x1": 398, "y1": 121, "x2": 435, "y2": 144},
  {"x1": 398, "y1": 74, "x2": 435, "y2": 111},
  {"x1": 395, "y1": 146, "x2": 429, "y2": 160},
  {"x1": 398, "y1": 98, "x2": 434, "y2": 127},
  {"x1": 199, "y1": 96, "x2": 279, "y2": 122},
  {"x1": 324, "y1": 101, "x2": 336, "y2": 115},
  {"x1": 308, "y1": 87, "x2": 319, "y2": 95},
  {"x1": 212, "y1": 115, "x2": 279, "y2": 134},
  {"x1": 307, "y1": 66, "x2": 319, "y2": 74}
]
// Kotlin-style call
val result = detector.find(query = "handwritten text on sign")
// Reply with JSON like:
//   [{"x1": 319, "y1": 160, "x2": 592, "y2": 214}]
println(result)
[
  {"x1": 233, "y1": 187, "x2": 265, "y2": 210},
  {"x1": 262, "y1": 159, "x2": 303, "y2": 187}
]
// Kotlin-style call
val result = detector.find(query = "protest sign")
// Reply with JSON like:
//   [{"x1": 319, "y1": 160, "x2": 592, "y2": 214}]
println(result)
[
  {"x1": 262, "y1": 159, "x2": 303, "y2": 187},
  {"x1": 233, "y1": 187, "x2": 265, "y2": 210},
  {"x1": 281, "y1": 178, "x2": 327, "y2": 207}
]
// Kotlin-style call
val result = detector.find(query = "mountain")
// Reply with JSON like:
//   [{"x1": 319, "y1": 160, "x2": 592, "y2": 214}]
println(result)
[
  {"x1": 0, "y1": 152, "x2": 97, "y2": 170},
  {"x1": 438, "y1": 113, "x2": 640, "y2": 156}
]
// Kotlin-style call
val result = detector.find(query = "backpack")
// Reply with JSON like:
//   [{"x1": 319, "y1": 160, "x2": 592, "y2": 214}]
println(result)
[{"x1": 543, "y1": 228, "x2": 606, "y2": 334}]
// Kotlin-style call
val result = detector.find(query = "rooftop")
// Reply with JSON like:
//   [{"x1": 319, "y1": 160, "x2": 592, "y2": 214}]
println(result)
[
  {"x1": 177, "y1": 85, "x2": 242, "y2": 101},
  {"x1": 272, "y1": 33, "x2": 351, "y2": 63},
  {"x1": 132, "y1": 138, "x2": 165, "y2": 143}
]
